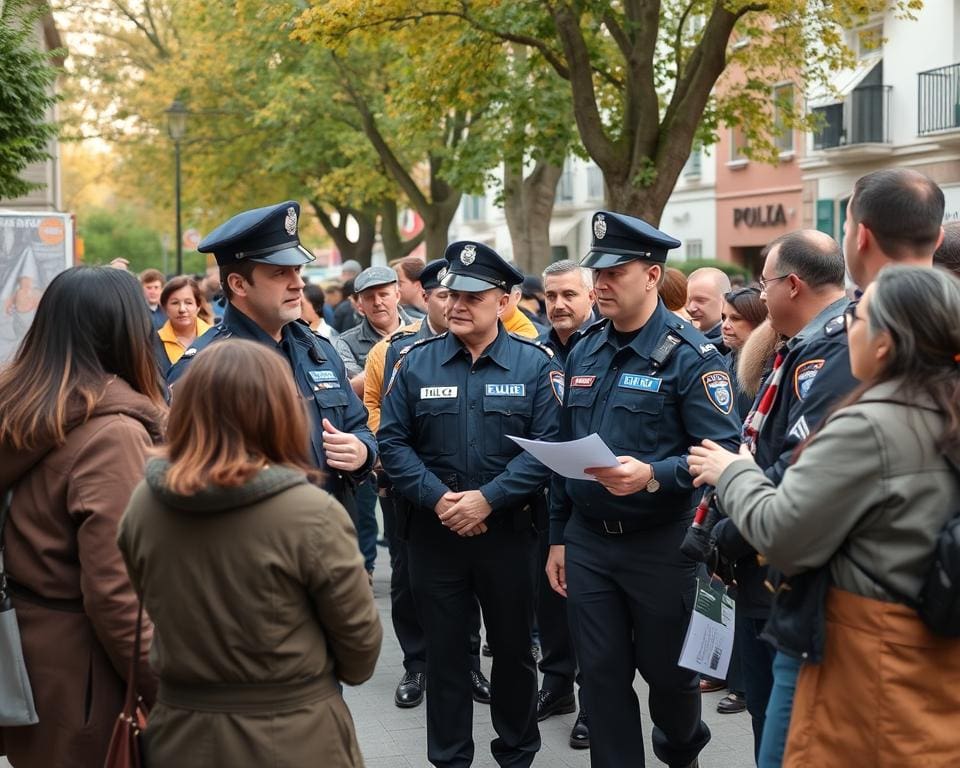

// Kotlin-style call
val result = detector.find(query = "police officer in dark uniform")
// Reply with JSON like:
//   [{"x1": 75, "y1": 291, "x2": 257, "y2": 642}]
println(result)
[
  {"x1": 546, "y1": 212, "x2": 741, "y2": 768},
  {"x1": 377, "y1": 260, "x2": 490, "y2": 709},
  {"x1": 379, "y1": 242, "x2": 563, "y2": 768},
  {"x1": 167, "y1": 201, "x2": 377, "y2": 515}
]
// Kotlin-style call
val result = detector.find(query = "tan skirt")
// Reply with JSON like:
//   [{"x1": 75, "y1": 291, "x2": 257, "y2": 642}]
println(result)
[{"x1": 785, "y1": 587, "x2": 960, "y2": 767}]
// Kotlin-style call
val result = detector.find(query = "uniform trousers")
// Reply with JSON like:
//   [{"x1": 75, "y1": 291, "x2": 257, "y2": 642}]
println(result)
[
  {"x1": 381, "y1": 493, "x2": 482, "y2": 674},
  {"x1": 408, "y1": 511, "x2": 540, "y2": 768},
  {"x1": 564, "y1": 513, "x2": 710, "y2": 768},
  {"x1": 536, "y1": 526, "x2": 582, "y2": 700}
]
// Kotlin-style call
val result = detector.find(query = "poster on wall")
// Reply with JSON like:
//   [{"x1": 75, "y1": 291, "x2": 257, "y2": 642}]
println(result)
[{"x1": 0, "y1": 213, "x2": 74, "y2": 363}]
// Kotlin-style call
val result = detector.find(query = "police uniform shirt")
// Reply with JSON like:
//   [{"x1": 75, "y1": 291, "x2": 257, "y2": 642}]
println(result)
[
  {"x1": 549, "y1": 300, "x2": 742, "y2": 544},
  {"x1": 752, "y1": 296, "x2": 857, "y2": 484},
  {"x1": 378, "y1": 324, "x2": 563, "y2": 514},
  {"x1": 167, "y1": 303, "x2": 377, "y2": 479},
  {"x1": 537, "y1": 318, "x2": 594, "y2": 367}
]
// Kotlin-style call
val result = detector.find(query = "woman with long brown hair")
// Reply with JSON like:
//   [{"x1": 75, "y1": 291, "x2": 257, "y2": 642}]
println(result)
[
  {"x1": 0, "y1": 266, "x2": 165, "y2": 767},
  {"x1": 689, "y1": 265, "x2": 960, "y2": 765},
  {"x1": 118, "y1": 340, "x2": 381, "y2": 768}
]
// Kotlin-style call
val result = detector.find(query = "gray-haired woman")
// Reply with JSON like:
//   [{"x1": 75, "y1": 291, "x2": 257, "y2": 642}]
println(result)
[{"x1": 689, "y1": 265, "x2": 960, "y2": 766}]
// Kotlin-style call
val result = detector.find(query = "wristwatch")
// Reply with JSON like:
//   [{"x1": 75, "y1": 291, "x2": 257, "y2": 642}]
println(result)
[{"x1": 645, "y1": 469, "x2": 660, "y2": 493}]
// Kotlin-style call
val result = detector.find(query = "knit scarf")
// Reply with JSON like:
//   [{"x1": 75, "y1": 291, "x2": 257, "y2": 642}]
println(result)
[{"x1": 741, "y1": 350, "x2": 785, "y2": 453}]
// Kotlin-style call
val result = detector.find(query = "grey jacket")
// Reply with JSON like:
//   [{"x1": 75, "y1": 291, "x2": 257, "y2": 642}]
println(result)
[
  {"x1": 716, "y1": 379, "x2": 959, "y2": 602},
  {"x1": 335, "y1": 309, "x2": 413, "y2": 378}
]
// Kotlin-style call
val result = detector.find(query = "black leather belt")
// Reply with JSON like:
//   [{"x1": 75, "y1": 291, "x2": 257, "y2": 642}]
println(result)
[{"x1": 575, "y1": 514, "x2": 650, "y2": 536}]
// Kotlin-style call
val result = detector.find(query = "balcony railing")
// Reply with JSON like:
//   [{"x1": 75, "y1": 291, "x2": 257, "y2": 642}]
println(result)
[
  {"x1": 813, "y1": 85, "x2": 891, "y2": 150},
  {"x1": 918, "y1": 62, "x2": 960, "y2": 135}
]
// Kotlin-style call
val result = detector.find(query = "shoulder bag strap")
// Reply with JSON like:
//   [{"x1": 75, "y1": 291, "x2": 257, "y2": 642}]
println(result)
[
  {"x1": 122, "y1": 600, "x2": 144, "y2": 717},
  {"x1": 0, "y1": 490, "x2": 11, "y2": 601}
]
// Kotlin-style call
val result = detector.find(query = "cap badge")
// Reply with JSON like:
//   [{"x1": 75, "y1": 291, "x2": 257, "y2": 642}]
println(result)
[
  {"x1": 437, "y1": 266, "x2": 448, "y2": 281},
  {"x1": 460, "y1": 244, "x2": 477, "y2": 265},
  {"x1": 593, "y1": 214, "x2": 607, "y2": 240},
  {"x1": 284, "y1": 207, "x2": 298, "y2": 236}
]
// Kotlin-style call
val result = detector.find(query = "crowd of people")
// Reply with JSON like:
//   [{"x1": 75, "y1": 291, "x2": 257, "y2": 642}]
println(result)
[{"x1": 0, "y1": 169, "x2": 958, "y2": 768}]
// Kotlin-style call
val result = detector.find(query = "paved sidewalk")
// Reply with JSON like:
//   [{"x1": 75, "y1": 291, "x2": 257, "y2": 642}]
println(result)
[{"x1": 348, "y1": 561, "x2": 756, "y2": 768}]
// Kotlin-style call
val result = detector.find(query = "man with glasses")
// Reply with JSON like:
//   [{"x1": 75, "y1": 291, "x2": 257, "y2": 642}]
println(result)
[{"x1": 711, "y1": 228, "x2": 858, "y2": 765}]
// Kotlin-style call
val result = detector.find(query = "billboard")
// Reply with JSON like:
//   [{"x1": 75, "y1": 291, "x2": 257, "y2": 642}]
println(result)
[{"x1": 0, "y1": 213, "x2": 74, "y2": 362}]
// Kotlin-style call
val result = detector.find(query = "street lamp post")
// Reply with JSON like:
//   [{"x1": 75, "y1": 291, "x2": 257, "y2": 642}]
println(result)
[{"x1": 165, "y1": 100, "x2": 188, "y2": 276}]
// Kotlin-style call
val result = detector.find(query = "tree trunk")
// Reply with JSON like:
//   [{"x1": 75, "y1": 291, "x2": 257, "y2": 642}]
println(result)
[
  {"x1": 310, "y1": 200, "x2": 376, "y2": 267},
  {"x1": 503, "y1": 158, "x2": 562, "y2": 274},
  {"x1": 379, "y1": 197, "x2": 425, "y2": 261}
]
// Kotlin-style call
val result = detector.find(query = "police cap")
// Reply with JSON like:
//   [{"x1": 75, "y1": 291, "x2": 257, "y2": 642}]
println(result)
[
  {"x1": 419, "y1": 258, "x2": 447, "y2": 291},
  {"x1": 354, "y1": 265, "x2": 397, "y2": 294},
  {"x1": 198, "y1": 201, "x2": 315, "y2": 267},
  {"x1": 440, "y1": 241, "x2": 524, "y2": 293},
  {"x1": 581, "y1": 210, "x2": 680, "y2": 269}
]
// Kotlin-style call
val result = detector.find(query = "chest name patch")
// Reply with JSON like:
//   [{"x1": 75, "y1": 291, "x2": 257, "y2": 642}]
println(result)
[
  {"x1": 618, "y1": 373, "x2": 662, "y2": 393},
  {"x1": 794, "y1": 359, "x2": 825, "y2": 401},
  {"x1": 421, "y1": 386, "x2": 458, "y2": 399},
  {"x1": 701, "y1": 371, "x2": 733, "y2": 415},
  {"x1": 485, "y1": 383, "x2": 525, "y2": 397},
  {"x1": 570, "y1": 375, "x2": 596, "y2": 388},
  {"x1": 308, "y1": 369, "x2": 337, "y2": 383}
]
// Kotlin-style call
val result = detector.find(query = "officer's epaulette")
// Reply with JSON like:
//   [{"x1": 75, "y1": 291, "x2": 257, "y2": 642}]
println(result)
[
  {"x1": 399, "y1": 331, "x2": 447, "y2": 356},
  {"x1": 823, "y1": 314, "x2": 846, "y2": 337},
  {"x1": 508, "y1": 333, "x2": 555, "y2": 359},
  {"x1": 665, "y1": 317, "x2": 721, "y2": 358}
]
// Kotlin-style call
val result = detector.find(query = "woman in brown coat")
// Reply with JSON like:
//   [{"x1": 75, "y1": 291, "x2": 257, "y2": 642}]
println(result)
[
  {"x1": 0, "y1": 266, "x2": 165, "y2": 767},
  {"x1": 118, "y1": 340, "x2": 382, "y2": 768}
]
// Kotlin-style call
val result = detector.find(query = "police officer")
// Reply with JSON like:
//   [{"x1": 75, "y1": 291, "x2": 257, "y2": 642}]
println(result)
[
  {"x1": 167, "y1": 201, "x2": 377, "y2": 516},
  {"x1": 545, "y1": 212, "x2": 741, "y2": 768},
  {"x1": 369, "y1": 260, "x2": 490, "y2": 709},
  {"x1": 379, "y1": 241, "x2": 563, "y2": 768}
]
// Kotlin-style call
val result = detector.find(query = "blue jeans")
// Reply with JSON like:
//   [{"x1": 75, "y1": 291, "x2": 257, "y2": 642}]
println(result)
[{"x1": 758, "y1": 651, "x2": 801, "y2": 768}]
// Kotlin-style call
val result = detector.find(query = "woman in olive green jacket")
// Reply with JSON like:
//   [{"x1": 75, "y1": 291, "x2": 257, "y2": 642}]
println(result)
[{"x1": 119, "y1": 340, "x2": 382, "y2": 768}]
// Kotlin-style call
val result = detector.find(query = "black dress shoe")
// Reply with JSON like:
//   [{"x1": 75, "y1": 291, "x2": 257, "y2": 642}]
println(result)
[
  {"x1": 717, "y1": 692, "x2": 746, "y2": 714},
  {"x1": 394, "y1": 671, "x2": 424, "y2": 708},
  {"x1": 471, "y1": 670, "x2": 491, "y2": 704},
  {"x1": 536, "y1": 689, "x2": 576, "y2": 721},
  {"x1": 569, "y1": 709, "x2": 589, "y2": 750}
]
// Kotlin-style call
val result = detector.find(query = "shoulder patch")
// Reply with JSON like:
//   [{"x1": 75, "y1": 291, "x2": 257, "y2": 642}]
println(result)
[
  {"x1": 510, "y1": 333, "x2": 555, "y2": 358},
  {"x1": 824, "y1": 315, "x2": 846, "y2": 337},
  {"x1": 701, "y1": 370, "x2": 734, "y2": 415},
  {"x1": 549, "y1": 370, "x2": 564, "y2": 404},
  {"x1": 793, "y1": 359, "x2": 825, "y2": 401}
]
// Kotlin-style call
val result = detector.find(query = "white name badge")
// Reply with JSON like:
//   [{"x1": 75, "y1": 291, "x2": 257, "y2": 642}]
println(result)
[{"x1": 420, "y1": 386, "x2": 459, "y2": 399}]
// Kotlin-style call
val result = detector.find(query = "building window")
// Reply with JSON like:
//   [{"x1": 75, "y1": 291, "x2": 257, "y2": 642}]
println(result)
[
  {"x1": 587, "y1": 164, "x2": 604, "y2": 200},
  {"x1": 854, "y1": 24, "x2": 883, "y2": 59},
  {"x1": 683, "y1": 147, "x2": 702, "y2": 178},
  {"x1": 772, "y1": 83, "x2": 794, "y2": 154},
  {"x1": 462, "y1": 194, "x2": 485, "y2": 222},
  {"x1": 815, "y1": 199, "x2": 835, "y2": 238},
  {"x1": 730, "y1": 126, "x2": 749, "y2": 162},
  {"x1": 558, "y1": 158, "x2": 574, "y2": 202},
  {"x1": 686, "y1": 239, "x2": 703, "y2": 261}
]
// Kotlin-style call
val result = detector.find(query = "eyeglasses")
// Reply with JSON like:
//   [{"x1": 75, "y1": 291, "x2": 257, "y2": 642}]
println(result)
[
  {"x1": 843, "y1": 300, "x2": 861, "y2": 329},
  {"x1": 724, "y1": 286, "x2": 761, "y2": 303},
  {"x1": 758, "y1": 274, "x2": 791, "y2": 291}
]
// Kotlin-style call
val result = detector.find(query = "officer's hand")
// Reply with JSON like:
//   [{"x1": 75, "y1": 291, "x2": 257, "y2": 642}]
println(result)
[
  {"x1": 439, "y1": 490, "x2": 492, "y2": 536},
  {"x1": 321, "y1": 418, "x2": 369, "y2": 472},
  {"x1": 435, "y1": 492, "x2": 461, "y2": 519},
  {"x1": 546, "y1": 545, "x2": 567, "y2": 597},
  {"x1": 586, "y1": 457, "x2": 652, "y2": 496},
  {"x1": 688, "y1": 441, "x2": 753, "y2": 487}
]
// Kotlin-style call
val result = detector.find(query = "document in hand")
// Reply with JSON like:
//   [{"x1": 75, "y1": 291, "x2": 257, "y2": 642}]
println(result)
[
  {"x1": 506, "y1": 433, "x2": 620, "y2": 481},
  {"x1": 678, "y1": 578, "x2": 736, "y2": 679}
]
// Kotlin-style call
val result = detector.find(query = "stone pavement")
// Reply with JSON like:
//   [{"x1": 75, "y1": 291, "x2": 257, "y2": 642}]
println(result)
[{"x1": 347, "y1": 560, "x2": 756, "y2": 768}]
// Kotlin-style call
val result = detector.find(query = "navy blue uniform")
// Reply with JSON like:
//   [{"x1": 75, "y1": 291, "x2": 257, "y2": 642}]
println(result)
[
  {"x1": 551, "y1": 300, "x2": 741, "y2": 768},
  {"x1": 167, "y1": 303, "x2": 376, "y2": 516},
  {"x1": 379, "y1": 325, "x2": 562, "y2": 768}
]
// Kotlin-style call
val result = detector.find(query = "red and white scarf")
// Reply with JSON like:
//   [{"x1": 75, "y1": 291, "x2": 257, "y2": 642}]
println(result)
[{"x1": 741, "y1": 351, "x2": 785, "y2": 453}]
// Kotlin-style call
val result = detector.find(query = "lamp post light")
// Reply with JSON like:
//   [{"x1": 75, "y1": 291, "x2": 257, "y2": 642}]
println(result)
[{"x1": 165, "y1": 100, "x2": 188, "y2": 276}]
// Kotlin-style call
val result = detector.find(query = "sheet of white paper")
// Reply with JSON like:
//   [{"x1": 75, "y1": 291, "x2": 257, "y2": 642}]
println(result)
[
  {"x1": 678, "y1": 579, "x2": 736, "y2": 679},
  {"x1": 506, "y1": 433, "x2": 620, "y2": 481}
]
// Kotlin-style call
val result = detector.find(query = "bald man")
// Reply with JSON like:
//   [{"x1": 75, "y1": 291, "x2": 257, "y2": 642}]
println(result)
[{"x1": 685, "y1": 267, "x2": 731, "y2": 353}]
